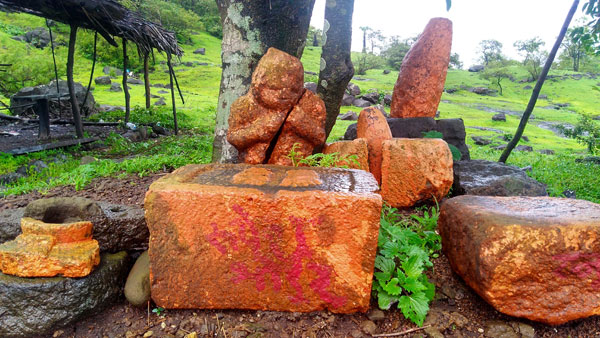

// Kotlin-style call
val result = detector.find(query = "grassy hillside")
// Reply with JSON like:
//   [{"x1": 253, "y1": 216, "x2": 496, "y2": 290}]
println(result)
[{"x1": 1, "y1": 12, "x2": 600, "y2": 202}]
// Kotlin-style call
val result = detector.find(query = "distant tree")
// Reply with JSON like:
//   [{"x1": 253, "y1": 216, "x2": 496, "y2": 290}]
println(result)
[
  {"x1": 307, "y1": 25, "x2": 323, "y2": 47},
  {"x1": 480, "y1": 60, "x2": 512, "y2": 95},
  {"x1": 353, "y1": 52, "x2": 385, "y2": 75},
  {"x1": 478, "y1": 39, "x2": 504, "y2": 65},
  {"x1": 514, "y1": 37, "x2": 547, "y2": 81},
  {"x1": 359, "y1": 26, "x2": 371, "y2": 53},
  {"x1": 380, "y1": 35, "x2": 416, "y2": 70},
  {"x1": 449, "y1": 52, "x2": 463, "y2": 69},
  {"x1": 367, "y1": 29, "x2": 385, "y2": 54},
  {"x1": 560, "y1": 26, "x2": 594, "y2": 71}
]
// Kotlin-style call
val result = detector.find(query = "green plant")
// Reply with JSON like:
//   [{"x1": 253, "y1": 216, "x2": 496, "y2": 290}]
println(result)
[
  {"x1": 287, "y1": 143, "x2": 359, "y2": 168},
  {"x1": 558, "y1": 113, "x2": 600, "y2": 154},
  {"x1": 422, "y1": 130, "x2": 462, "y2": 161},
  {"x1": 372, "y1": 205, "x2": 441, "y2": 326},
  {"x1": 152, "y1": 307, "x2": 165, "y2": 316}
]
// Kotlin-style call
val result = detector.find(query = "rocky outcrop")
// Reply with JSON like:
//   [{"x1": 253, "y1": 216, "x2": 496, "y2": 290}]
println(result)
[
  {"x1": 0, "y1": 251, "x2": 128, "y2": 337},
  {"x1": 380, "y1": 139, "x2": 453, "y2": 207},
  {"x1": 452, "y1": 160, "x2": 547, "y2": 196},
  {"x1": 357, "y1": 107, "x2": 392, "y2": 184},
  {"x1": 390, "y1": 18, "x2": 452, "y2": 118},
  {"x1": 145, "y1": 164, "x2": 382, "y2": 313},
  {"x1": 439, "y1": 195, "x2": 600, "y2": 325}
]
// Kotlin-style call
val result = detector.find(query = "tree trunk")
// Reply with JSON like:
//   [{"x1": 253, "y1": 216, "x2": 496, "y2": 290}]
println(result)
[
  {"x1": 313, "y1": 32, "x2": 318, "y2": 46},
  {"x1": 144, "y1": 52, "x2": 151, "y2": 109},
  {"x1": 212, "y1": 0, "x2": 316, "y2": 163},
  {"x1": 499, "y1": 0, "x2": 579, "y2": 163},
  {"x1": 67, "y1": 24, "x2": 84, "y2": 138},
  {"x1": 168, "y1": 54, "x2": 178, "y2": 135},
  {"x1": 317, "y1": 0, "x2": 355, "y2": 140},
  {"x1": 122, "y1": 38, "x2": 131, "y2": 123}
]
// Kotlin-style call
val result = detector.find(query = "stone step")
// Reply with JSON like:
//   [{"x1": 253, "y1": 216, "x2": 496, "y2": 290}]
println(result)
[{"x1": 439, "y1": 195, "x2": 600, "y2": 325}]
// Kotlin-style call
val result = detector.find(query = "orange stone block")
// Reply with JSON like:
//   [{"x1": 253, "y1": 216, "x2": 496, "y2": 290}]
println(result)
[
  {"x1": 390, "y1": 18, "x2": 452, "y2": 118},
  {"x1": 269, "y1": 90, "x2": 327, "y2": 166},
  {"x1": 380, "y1": 138, "x2": 453, "y2": 207},
  {"x1": 145, "y1": 164, "x2": 382, "y2": 313},
  {"x1": 0, "y1": 218, "x2": 100, "y2": 277},
  {"x1": 323, "y1": 138, "x2": 370, "y2": 171},
  {"x1": 357, "y1": 107, "x2": 392, "y2": 185}
]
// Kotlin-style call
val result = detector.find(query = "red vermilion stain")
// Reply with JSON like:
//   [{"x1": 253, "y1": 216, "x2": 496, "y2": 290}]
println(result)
[
  {"x1": 205, "y1": 205, "x2": 346, "y2": 308},
  {"x1": 553, "y1": 252, "x2": 600, "y2": 287}
]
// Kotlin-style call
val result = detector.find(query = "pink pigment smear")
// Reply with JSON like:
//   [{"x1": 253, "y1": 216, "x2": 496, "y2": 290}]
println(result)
[
  {"x1": 205, "y1": 204, "x2": 347, "y2": 308},
  {"x1": 553, "y1": 252, "x2": 600, "y2": 287}
]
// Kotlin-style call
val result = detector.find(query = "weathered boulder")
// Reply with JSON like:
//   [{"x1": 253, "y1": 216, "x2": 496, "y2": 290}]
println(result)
[
  {"x1": 390, "y1": 18, "x2": 452, "y2": 118},
  {"x1": 94, "y1": 76, "x2": 112, "y2": 85},
  {"x1": 323, "y1": 138, "x2": 370, "y2": 171},
  {"x1": 439, "y1": 195, "x2": 600, "y2": 325},
  {"x1": 145, "y1": 164, "x2": 382, "y2": 313},
  {"x1": 361, "y1": 92, "x2": 379, "y2": 104},
  {"x1": 471, "y1": 136, "x2": 492, "y2": 145},
  {"x1": 342, "y1": 93, "x2": 355, "y2": 106},
  {"x1": 304, "y1": 82, "x2": 317, "y2": 93},
  {"x1": 346, "y1": 82, "x2": 361, "y2": 96},
  {"x1": 0, "y1": 208, "x2": 23, "y2": 244},
  {"x1": 109, "y1": 82, "x2": 122, "y2": 92},
  {"x1": 357, "y1": 107, "x2": 392, "y2": 184},
  {"x1": 125, "y1": 250, "x2": 150, "y2": 307},
  {"x1": 344, "y1": 117, "x2": 470, "y2": 161},
  {"x1": 452, "y1": 160, "x2": 547, "y2": 197},
  {"x1": 0, "y1": 251, "x2": 128, "y2": 337},
  {"x1": 20, "y1": 198, "x2": 149, "y2": 252},
  {"x1": 0, "y1": 217, "x2": 100, "y2": 277},
  {"x1": 468, "y1": 65, "x2": 485, "y2": 72},
  {"x1": 353, "y1": 98, "x2": 372, "y2": 108},
  {"x1": 17, "y1": 27, "x2": 51, "y2": 48},
  {"x1": 338, "y1": 111, "x2": 358, "y2": 121},
  {"x1": 470, "y1": 87, "x2": 497, "y2": 95},
  {"x1": 127, "y1": 78, "x2": 143, "y2": 85},
  {"x1": 269, "y1": 90, "x2": 327, "y2": 166},
  {"x1": 381, "y1": 139, "x2": 453, "y2": 207},
  {"x1": 193, "y1": 48, "x2": 206, "y2": 55},
  {"x1": 10, "y1": 80, "x2": 96, "y2": 118},
  {"x1": 492, "y1": 113, "x2": 506, "y2": 122},
  {"x1": 227, "y1": 48, "x2": 305, "y2": 164}
]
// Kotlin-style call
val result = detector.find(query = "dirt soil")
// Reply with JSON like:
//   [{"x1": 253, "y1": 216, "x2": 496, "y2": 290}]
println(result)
[{"x1": 2, "y1": 173, "x2": 600, "y2": 338}]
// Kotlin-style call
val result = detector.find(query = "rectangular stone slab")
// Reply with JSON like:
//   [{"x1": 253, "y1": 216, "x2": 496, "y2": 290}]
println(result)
[{"x1": 145, "y1": 164, "x2": 382, "y2": 313}]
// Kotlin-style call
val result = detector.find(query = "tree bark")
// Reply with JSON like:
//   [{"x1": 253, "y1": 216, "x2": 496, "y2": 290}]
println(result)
[
  {"x1": 317, "y1": 0, "x2": 355, "y2": 140},
  {"x1": 67, "y1": 24, "x2": 84, "y2": 138},
  {"x1": 144, "y1": 52, "x2": 151, "y2": 109},
  {"x1": 499, "y1": 0, "x2": 579, "y2": 163},
  {"x1": 122, "y1": 38, "x2": 131, "y2": 123},
  {"x1": 212, "y1": 0, "x2": 316, "y2": 163}
]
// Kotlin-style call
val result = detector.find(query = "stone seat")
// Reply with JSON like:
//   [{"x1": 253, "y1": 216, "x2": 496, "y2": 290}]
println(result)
[
  {"x1": 439, "y1": 195, "x2": 600, "y2": 325},
  {"x1": 145, "y1": 164, "x2": 382, "y2": 313}
]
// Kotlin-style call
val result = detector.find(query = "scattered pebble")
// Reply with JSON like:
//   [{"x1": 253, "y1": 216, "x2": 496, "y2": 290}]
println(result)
[
  {"x1": 143, "y1": 330, "x2": 153, "y2": 338},
  {"x1": 367, "y1": 309, "x2": 385, "y2": 321},
  {"x1": 360, "y1": 320, "x2": 377, "y2": 335}
]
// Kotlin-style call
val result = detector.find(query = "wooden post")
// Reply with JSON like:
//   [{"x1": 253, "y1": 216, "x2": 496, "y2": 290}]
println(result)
[
  {"x1": 167, "y1": 54, "x2": 178, "y2": 135},
  {"x1": 81, "y1": 31, "x2": 97, "y2": 116},
  {"x1": 36, "y1": 98, "x2": 50, "y2": 139},
  {"x1": 144, "y1": 52, "x2": 151, "y2": 109},
  {"x1": 122, "y1": 38, "x2": 131, "y2": 123},
  {"x1": 67, "y1": 24, "x2": 84, "y2": 138}
]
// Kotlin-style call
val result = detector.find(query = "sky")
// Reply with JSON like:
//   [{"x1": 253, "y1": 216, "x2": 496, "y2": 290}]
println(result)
[{"x1": 309, "y1": 0, "x2": 589, "y2": 67}]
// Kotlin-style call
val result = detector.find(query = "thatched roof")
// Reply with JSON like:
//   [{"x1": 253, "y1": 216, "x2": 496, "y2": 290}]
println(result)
[{"x1": 0, "y1": 0, "x2": 182, "y2": 56}]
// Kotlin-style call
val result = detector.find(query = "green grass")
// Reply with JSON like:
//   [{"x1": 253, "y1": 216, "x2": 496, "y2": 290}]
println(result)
[{"x1": 1, "y1": 13, "x2": 600, "y2": 203}]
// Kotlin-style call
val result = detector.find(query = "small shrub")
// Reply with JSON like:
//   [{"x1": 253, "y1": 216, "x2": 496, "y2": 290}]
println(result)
[
  {"x1": 287, "y1": 143, "x2": 359, "y2": 168},
  {"x1": 558, "y1": 113, "x2": 600, "y2": 154}
]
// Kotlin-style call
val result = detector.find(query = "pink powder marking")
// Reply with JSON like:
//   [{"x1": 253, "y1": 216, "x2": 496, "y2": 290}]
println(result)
[
  {"x1": 205, "y1": 222, "x2": 228, "y2": 254},
  {"x1": 307, "y1": 262, "x2": 346, "y2": 309},
  {"x1": 553, "y1": 252, "x2": 600, "y2": 288},
  {"x1": 231, "y1": 262, "x2": 250, "y2": 284}
]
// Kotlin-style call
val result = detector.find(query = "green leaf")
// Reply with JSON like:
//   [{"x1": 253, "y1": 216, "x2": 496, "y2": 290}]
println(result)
[
  {"x1": 449, "y1": 144, "x2": 462, "y2": 161},
  {"x1": 383, "y1": 278, "x2": 403, "y2": 295},
  {"x1": 374, "y1": 255, "x2": 395, "y2": 277},
  {"x1": 422, "y1": 276, "x2": 436, "y2": 301},
  {"x1": 402, "y1": 276, "x2": 426, "y2": 294},
  {"x1": 380, "y1": 240, "x2": 403, "y2": 258},
  {"x1": 377, "y1": 290, "x2": 397, "y2": 310},
  {"x1": 402, "y1": 255, "x2": 424, "y2": 278},
  {"x1": 398, "y1": 292, "x2": 430, "y2": 326}
]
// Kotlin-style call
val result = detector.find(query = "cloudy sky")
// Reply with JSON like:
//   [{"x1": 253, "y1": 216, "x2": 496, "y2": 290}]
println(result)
[{"x1": 310, "y1": 0, "x2": 588, "y2": 67}]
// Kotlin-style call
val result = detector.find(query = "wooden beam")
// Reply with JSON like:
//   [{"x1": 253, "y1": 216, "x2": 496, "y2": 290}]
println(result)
[{"x1": 5, "y1": 137, "x2": 100, "y2": 155}]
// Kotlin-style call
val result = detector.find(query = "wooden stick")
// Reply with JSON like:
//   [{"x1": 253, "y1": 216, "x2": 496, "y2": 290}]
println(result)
[
  {"x1": 122, "y1": 38, "x2": 131, "y2": 123},
  {"x1": 81, "y1": 31, "x2": 97, "y2": 114},
  {"x1": 6, "y1": 137, "x2": 99, "y2": 155},
  {"x1": 67, "y1": 24, "x2": 84, "y2": 138},
  {"x1": 372, "y1": 325, "x2": 431, "y2": 337},
  {"x1": 167, "y1": 54, "x2": 178, "y2": 135}
]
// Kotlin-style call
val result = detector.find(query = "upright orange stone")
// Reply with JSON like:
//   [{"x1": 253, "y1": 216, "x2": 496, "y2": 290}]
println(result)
[
  {"x1": 145, "y1": 164, "x2": 382, "y2": 313},
  {"x1": 0, "y1": 217, "x2": 100, "y2": 277},
  {"x1": 390, "y1": 18, "x2": 452, "y2": 118},
  {"x1": 269, "y1": 90, "x2": 327, "y2": 166},
  {"x1": 356, "y1": 107, "x2": 392, "y2": 184},
  {"x1": 227, "y1": 48, "x2": 305, "y2": 164},
  {"x1": 323, "y1": 138, "x2": 370, "y2": 171},
  {"x1": 380, "y1": 138, "x2": 453, "y2": 207}
]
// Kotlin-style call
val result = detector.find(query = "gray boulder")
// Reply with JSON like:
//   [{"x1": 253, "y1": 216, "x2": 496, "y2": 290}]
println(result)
[
  {"x1": 471, "y1": 87, "x2": 497, "y2": 95},
  {"x1": 361, "y1": 91, "x2": 379, "y2": 104},
  {"x1": 193, "y1": 48, "x2": 206, "y2": 55},
  {"x1": 492, "y1": 113, "x2": 506, "y2": 122},
  {"x1": 0, "y1": 208, "x2": 23, "y2": 244},
  {"x1": 538, "y1": 149, "x2": 555, "y2": 155},
  {"x1": 452, "y1": 160, "x2": 547, "y2": 197},
  {"x1": 22, "y1": 27, "x2": 51, "y2": 48},
  {"x1": 516, "y1": 145, "x2": 533, "y2": 152},
  {"x1": 124, "y1": 251, "x2": 150, "y2": 307},
  {"x1": 304, "y1": 82, "x2": 317, "y2": 93},
  {"x1": 383, "y1": 69, "x2": 391, "y2": 75},
  {"x1": 346, "y1": 82, "x2": 361, "y2": 96},
  {"x1": 127, "y1": 78, "x2": 143, "y2": 85},
  {"x1": 155, "y1": 97, "x2": 166, "y2": 106},
  {"x1": 352, "y1": 98, "x2": 372, "y2": 108},
  {"x1": 338, "y1": 111, "x2": 358, "y2": 121},
  {"x1": 109, "y1": 82, "x2": 122, "y2": 92},
  {"x1": 11, "y1": 80, "x2": 96, "y2": 118},
  {"x1": 94, "y1": 76, "x2": 111, "y2": 85},
  {"x1": 468, "y1": 65, "x2": 485, "y2": 72},
  {"x1": 383, "y1": 94, "x2": 392, "y2": 106},
  {"x1": 341, "y1": 93, "x2": 355, "y2": 106},
  {"x1": 472, "y1": 136, "x2": 492, "y2": 145},
  {"x1": 0, "y1": 252, "x2": 128, "y2": 337}
]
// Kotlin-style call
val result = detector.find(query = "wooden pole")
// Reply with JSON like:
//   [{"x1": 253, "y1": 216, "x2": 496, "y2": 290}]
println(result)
[
  {"x1": 67, "y1": 24, "x2": 84, "y2": 138},
  {"x1": 122, "y1": 38, "x2": 131, "y2": 123},
  {"x1": 167, "y1": 54, "x2": 178, "y2": 135},
  {"x1": 46, "y1": 19, "x2": 61, "y2": 119},
  {"x1": 144, "y1": 52, "x2": 151, "y2": 109},
  {"x1": 499, "y1": 0, "x2": 579, "y2": 163},
  {"x1": 36, "y1": 98, "x2": 50, "y2": 139},
  {"x1": 81, "y1": 31, "x2": 97, "y2": 115}
]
